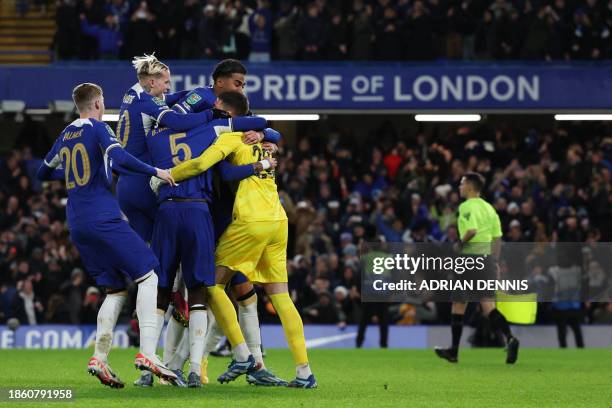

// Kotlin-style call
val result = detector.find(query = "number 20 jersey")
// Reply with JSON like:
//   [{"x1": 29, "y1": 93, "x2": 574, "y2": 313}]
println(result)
[{"x1": 43, "y1": 118, "x2": 123, "y2": 226}]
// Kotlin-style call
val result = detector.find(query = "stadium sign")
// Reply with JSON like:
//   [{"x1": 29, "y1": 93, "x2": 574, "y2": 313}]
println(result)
[{"x1": 0, "y1": 62, "x2": 610, "y2": 111}]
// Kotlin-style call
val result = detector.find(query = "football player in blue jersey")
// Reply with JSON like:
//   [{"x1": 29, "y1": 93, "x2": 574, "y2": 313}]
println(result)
[
  {"x1": 37, "y1": 83, "x2": 178, "y2": 388},
  {"x1": 116, "y1": 54, "x2": 233, "y2": 387},
  {"x1": 146, "y1": 102, "x2": 274, "y2": 387},
  {"x1": 116, "y1": 53, "x2": 221, "y2": 244},
  {"x1": 169, "y1": 60, "x2": 286, "y2": 386}
]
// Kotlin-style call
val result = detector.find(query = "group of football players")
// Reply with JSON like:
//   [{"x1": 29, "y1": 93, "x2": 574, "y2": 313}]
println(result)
[{"x1": 37, "y1": 55, "x2": 317, "y2": 390}]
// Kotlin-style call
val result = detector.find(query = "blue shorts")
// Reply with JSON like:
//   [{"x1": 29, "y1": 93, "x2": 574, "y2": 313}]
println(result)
[
  {"x1": 70, "y1": 218, "x2": 159, "y2": 290},
  {"x1": 151, "y1": 201, "x2": 215, "y2": 290},
  {"x1": 230, "y1": 272, "x2": 249, "y2": 286},
  {"x1": 117, "y1": 174, "x2": 158, "y2": 242}
]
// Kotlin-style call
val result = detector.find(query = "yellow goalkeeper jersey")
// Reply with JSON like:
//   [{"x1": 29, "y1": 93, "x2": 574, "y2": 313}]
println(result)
[{"x1": 169, "y1": 131, "x2": 287, "y2": 222}]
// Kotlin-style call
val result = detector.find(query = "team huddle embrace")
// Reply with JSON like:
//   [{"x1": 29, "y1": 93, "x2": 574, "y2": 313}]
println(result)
[{"x1": 37, "y1": 57, "x2": 316, "y2": 389}]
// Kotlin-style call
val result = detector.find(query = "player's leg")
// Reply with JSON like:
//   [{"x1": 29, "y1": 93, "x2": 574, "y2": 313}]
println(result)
[
  {"x1": 102, "y1": 218, "x2": 177, "y2": 382},
  {"x1": 116, "y1": 174, "x2": 157, "y2": 243},
  {"x1": 117, "y1": 179, "x2": 162, "y2": 385},
  {"x1": 208, "y1": 221, "x2": 267, "y2": 382},
  {"x1": 435, "y1": 301, "x2": 466, "y2": 363},
  {"x1": 259, "y1": 220, "x2": 315, "y2": 388},
  {"x1": 232, "y1": 278, "x2": 264, "y2": 367},
  {"x1": 200, "y1": 309, "x2": 224, "y2": 384},
  {"x1": 70, "y1": 224, "x2": 127, "y2": 388},
  {"x1": 186, "y1": 286, "x2": 207, "y2": 387},
  {"x1": 163, "y1": 273, "x2": 188, "y2": 365},
  {"x1": 89, "y1": 286, "x2": 128, "y2": 388},
  {"x1": 167, "y1": 328, "x2": 190, "y2": 371},
  {"x1": 177, "y1": 204, "x2": 217, "y2": 387},
  {"x1": 93, "y1": 289, "x2": 127, "y2": 363},
  {"x1": 152, "y1": 273, "x2": 189, "y2": 386},
  {"x1": 481, "y1": 300, "x2": 520, "y2": 364},
  {"x1": 207, "y1": 265, "x2": 258, "y2": 381},
  {"x1": 263, "y1": 282, "x2": 315, "y2": 388},
  {"x1": 231, "y1": 277, "x2": 288, "y2": 386}
]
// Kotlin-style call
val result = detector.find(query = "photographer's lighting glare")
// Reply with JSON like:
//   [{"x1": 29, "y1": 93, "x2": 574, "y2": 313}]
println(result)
[{"x1": 414, "y1": 114, "x2": 481, "y2": 122}]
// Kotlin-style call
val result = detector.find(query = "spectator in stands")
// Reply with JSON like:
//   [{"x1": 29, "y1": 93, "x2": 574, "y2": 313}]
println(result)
[
  {"x1": 10, "y1": 278, "x2": 44, "y2": 325},
  {"x1": 375, "y1": 6, "x2": 402, "y2": 60},
  {"x1": 126, "y1": 1, "x2": 156, "y2": 57},
  {"x1": 274, "y1": 2, "x2": 299, "y2": 59},
  {"x1": 60, "y1": 268, "x2": 87, "y2": 324},
  {"x1": 77, "y1": 0, "x2": 104, "y2": 59},
  {"x1": 54, "y1": 0, "x2": 79, "y2": 60},
  {"x1": 297, "y1": 3, "x2": 327, "y2": 60},
  {"x1": 154, "y1": 0, "x2": 180, "y2": 59},
  {"x1": 248, "y1": 1, "x2": 273, "y2": 62},
  {"x1": 81, "y1": 286, "x2": 102, "y2": 324},
  {"x1": 106, "y1": 0, "x2": 130, "y2": 37},
  {"x1": 178, "y1": 0, "x2": 202, "y2": 59},
  {"x1": 326, "y1": 12, "x2": 348, "y2": 60},
  {"x1": 350, "y1": 2, "x2": 373, "y2": 60},
  {"x1": 198, "y1": 4, "x2": 221, "y2": 58},
  {"x1": 303, "y1": 291, "x2": 347, "y2": 327},
  {"x1": 80, "y1": 12, "x2": 123, "y2": 59}
]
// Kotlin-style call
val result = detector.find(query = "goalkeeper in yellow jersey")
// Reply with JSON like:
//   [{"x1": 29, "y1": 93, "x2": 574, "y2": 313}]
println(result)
[{"x1": 161, "y1": 90, "x2": 316, "y2": 388}]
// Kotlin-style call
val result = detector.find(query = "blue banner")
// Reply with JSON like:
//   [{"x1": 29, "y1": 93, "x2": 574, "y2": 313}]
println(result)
[
  {"x1": 1, "y1": 62, "x2": 611, "y2": 111},
  {"x1": 0, "y1": 324, "x2": 427, "y2": 349}
]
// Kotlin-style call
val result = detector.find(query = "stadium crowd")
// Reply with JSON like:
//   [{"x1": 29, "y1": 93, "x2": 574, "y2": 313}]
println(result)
[
  {"x1": 1, "y1": 119, "x2": 612, "y2": 340},
  {"x1": 53, "y1": 0, "x2": 612, "y2": 61}
]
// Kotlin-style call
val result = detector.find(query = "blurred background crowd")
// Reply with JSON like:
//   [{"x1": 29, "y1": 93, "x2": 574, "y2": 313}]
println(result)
[
  {"x1": 1, "y1": 118, "x2": 612, "y2": 350},
  {"x1": 51, "y1": 0, "x2": 612, "y2": 61}
]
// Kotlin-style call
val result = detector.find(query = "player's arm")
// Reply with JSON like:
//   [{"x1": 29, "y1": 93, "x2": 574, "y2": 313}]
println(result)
[
  {"x1": 172, "y1": 89, "x2": 215, "y2": 114},
  {"x1": 97, "y1": 123, "x2": 175, "y2": 184},
  {"x1": 170, "y1": 132, "x2": 244, "y2": 182},
  {"x1": 457, "y1": 203, "x2": 478, "y2": 250},
  {"x1": 164, "y1": 90, "x2": 190, "y2": 107},
  {"x1": 36, "y1": 137, "x2": 64, "y2": 181},
  {"x1": 144, "y1": 97, "x2": 213, "y2": 131},
  {"x1": 169, "y1": 117, "x2": 267, "y2": 181},
  {"x1": 216, "y1": 157, "x2": 277, "y2": 181},
  {"x1": 242, "y1": 127, "x2": 281, "y2": 144},
  {"x1": 491, "y1": 213, "x2": 503, "y2": 263},
  {"x1": 263, "y1": 128, "x2": 281, "y2": 143}
]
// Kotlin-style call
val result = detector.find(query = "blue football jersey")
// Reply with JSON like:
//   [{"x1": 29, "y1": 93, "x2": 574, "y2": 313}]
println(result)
[
  {"x1": 116, "y1": 83, "x2": 172, "y2": 163},
  {"x1": 146, "y1": 119, "x2": 232, "y2": 202},
  {"x1": 44, "y1": 118, "x2": 123, "y2": 225},
  {"x1": 173, "y1": 86, "x2": 216, "y2": 114}
]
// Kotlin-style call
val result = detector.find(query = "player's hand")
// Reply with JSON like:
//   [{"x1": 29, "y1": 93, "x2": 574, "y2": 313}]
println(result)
[
  {"x1": 262, "y1": 142, "x2": 278, "y2": 154},
  {"x1": 243, "y1": 130, "x2": 264, "y2": 144},
  {"x1": 266, "y1": 157, "x2": 278, "y2": 169},
  {"x1": 211, "y1": 108, "x2": 230, "y2": 119},
  {"x1": 155, "y1": 168, "x2": 176, "y2": 186},
  {"x1": 149, "y1": 176, "x2": 162, "y2": 194}
]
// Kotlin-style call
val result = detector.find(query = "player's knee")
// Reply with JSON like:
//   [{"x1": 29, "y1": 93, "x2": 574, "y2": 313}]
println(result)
[
  {"x1": 235, "y1": 287, "x2": 257, "y2": 306},
  {"x1": 187, "y1": 285, "x2": 206, "y2": 307},
  {"x1": 136, "y1": 270, "x2": 158, "y2": 287},
  {"x1": 189, "y1": 303, "x2": 207, "y2": 313},
  {"x1": 157, "y1": 287, "x2": 171, "y2": 311}
]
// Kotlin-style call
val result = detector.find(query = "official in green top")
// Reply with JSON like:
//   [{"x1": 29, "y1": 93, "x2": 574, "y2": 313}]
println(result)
[{"x1": 435, "y1": 172, "x2": 520, "y2": 364}]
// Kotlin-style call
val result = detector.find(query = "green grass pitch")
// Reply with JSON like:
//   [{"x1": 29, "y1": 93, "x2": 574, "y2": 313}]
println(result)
[{"x1": 1, "y1": 348, "x2": 611, "y2": 407}]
